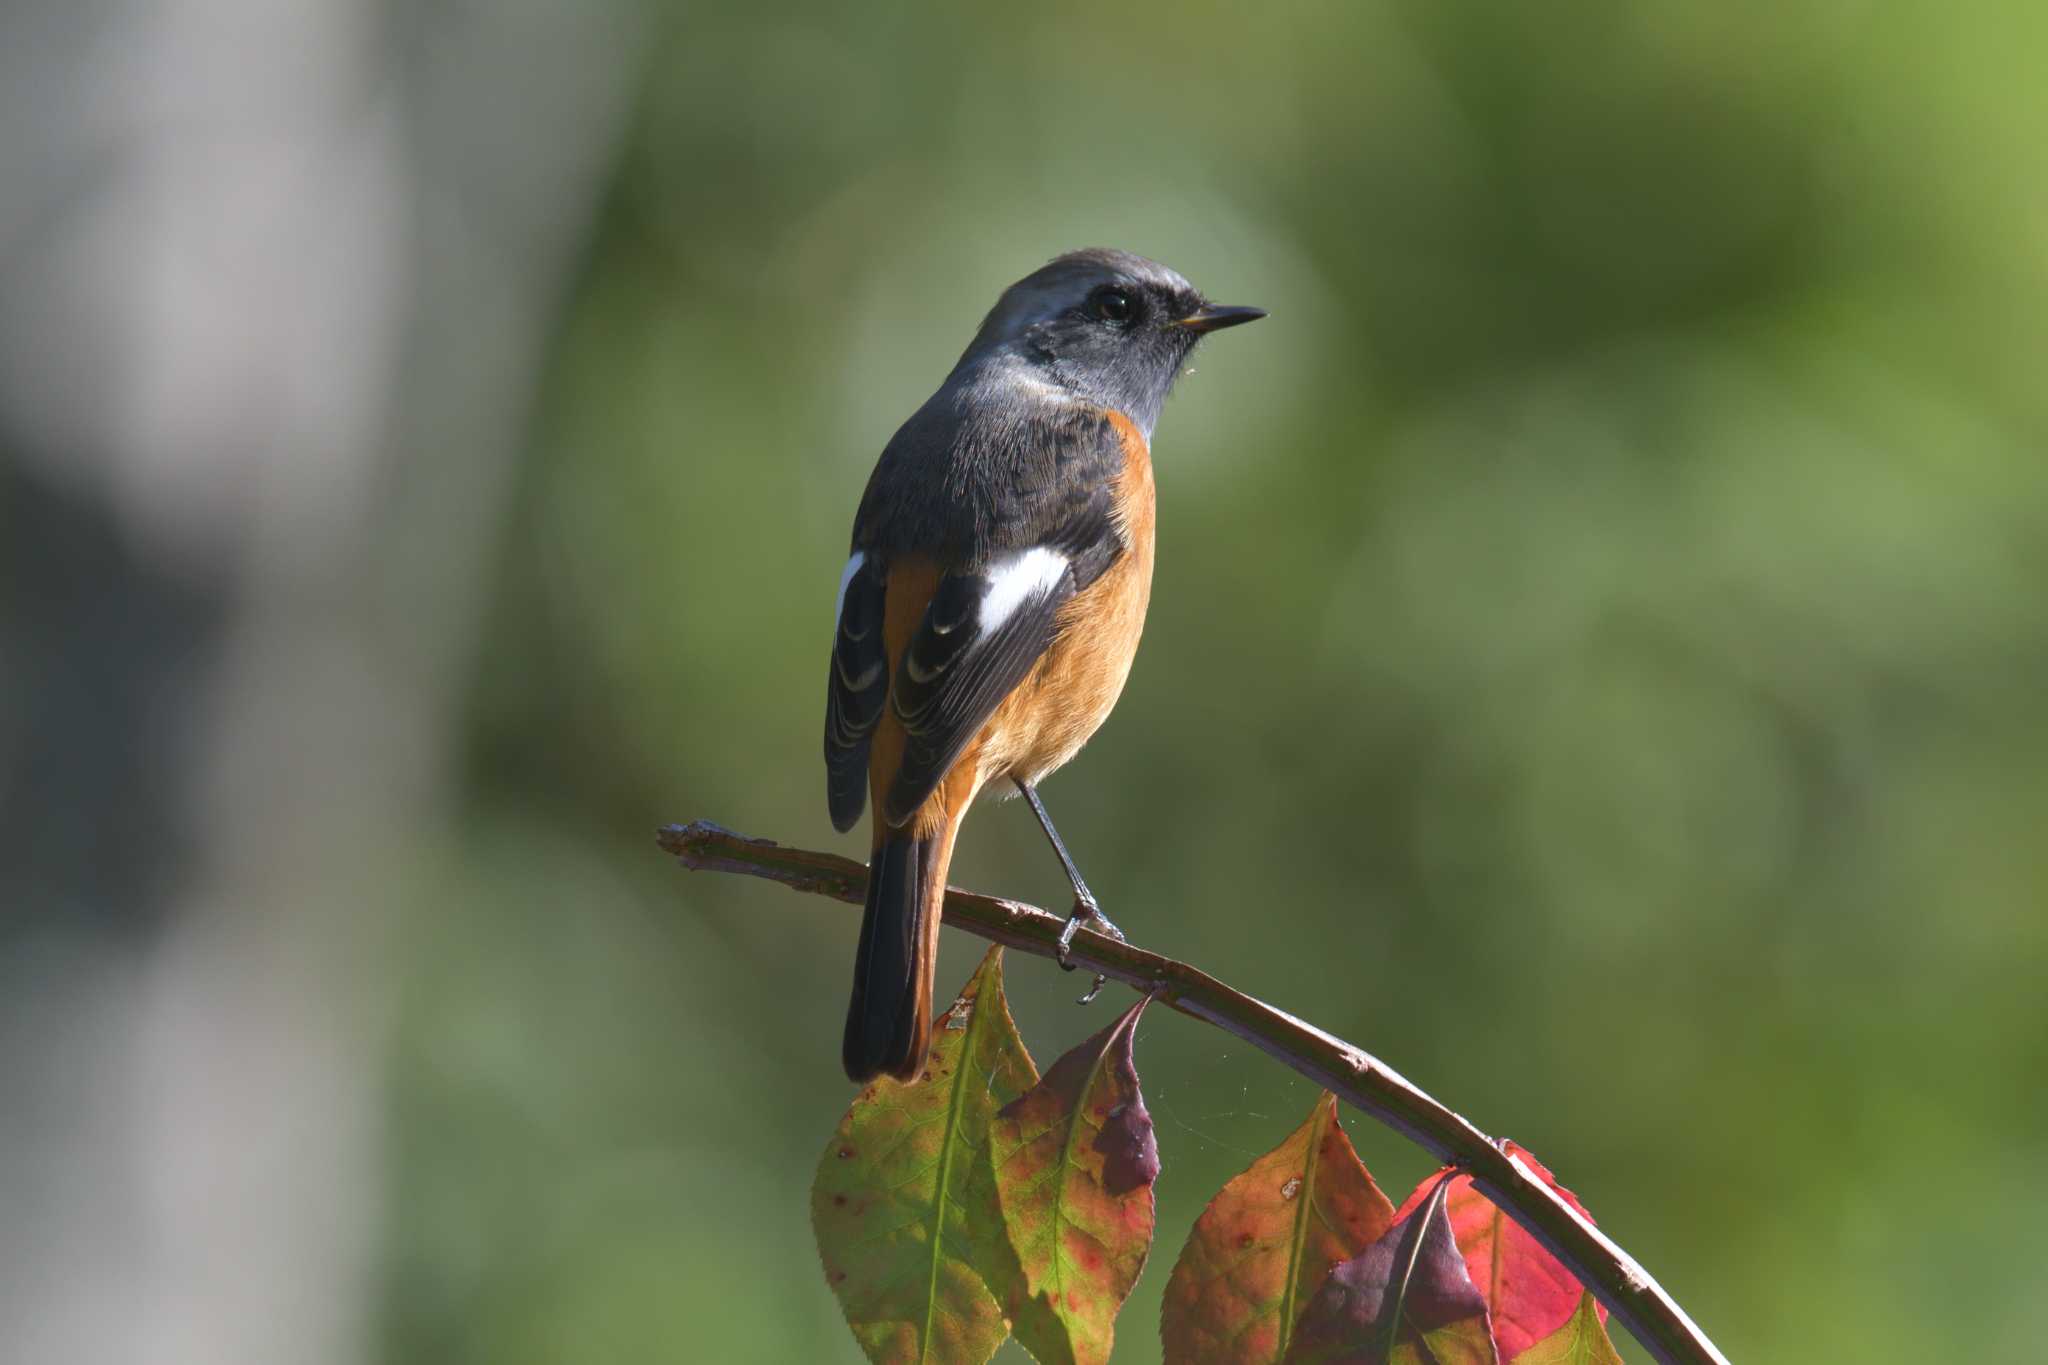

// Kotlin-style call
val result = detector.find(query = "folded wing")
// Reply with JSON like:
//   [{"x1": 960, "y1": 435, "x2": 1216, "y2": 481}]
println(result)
[
  {"x1": 881, "y1": 548, "x2": 1078, "y2": 825},
  {"x1": 824, "y1": 408, "x2": 1132, "y2": 830},
  {"x1": 824, "y1": 552, "x2": 888, "y2": 832}
]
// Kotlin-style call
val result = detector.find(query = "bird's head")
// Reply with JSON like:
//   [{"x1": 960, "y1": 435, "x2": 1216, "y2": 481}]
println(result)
[{"x1": 960, "y1": 248, "x2": 1264, "y2": 433}]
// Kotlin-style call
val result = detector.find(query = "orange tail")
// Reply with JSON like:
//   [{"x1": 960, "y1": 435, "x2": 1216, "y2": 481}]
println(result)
[{"x1": 843, "y1": 822, "x2": 958, "y2": 1082}]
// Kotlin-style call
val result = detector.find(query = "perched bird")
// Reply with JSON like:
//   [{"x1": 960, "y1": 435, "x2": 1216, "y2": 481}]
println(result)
[{"x1": 826, "y1": 248, "x2": 1264, "y2": 1083}]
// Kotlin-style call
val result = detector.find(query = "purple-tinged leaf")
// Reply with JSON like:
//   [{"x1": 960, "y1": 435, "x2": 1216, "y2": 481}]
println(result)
[
  {"x1": 988, "y1": 996, "x2": 1157, "y2": 1365},
  {"x1": 1390, "y1": 1143, "x2": 1603, "y2": 1357},
  {"x1": 1283, "y1": 1179, "x2": 1499, "y2": 1365}
]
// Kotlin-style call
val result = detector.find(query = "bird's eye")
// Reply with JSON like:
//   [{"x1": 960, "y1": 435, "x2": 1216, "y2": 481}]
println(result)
[{"x1": 1091, "y1": 288, "x2": 1136, "y2": 325}]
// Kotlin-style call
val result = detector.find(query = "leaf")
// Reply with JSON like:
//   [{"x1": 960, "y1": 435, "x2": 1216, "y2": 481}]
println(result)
[
  {"x1": 988, "y1": 995, "x2": 1160, "y2": 1365},
  {"x1": 812, "y1": 945, "x2": 1039, "y2": 1364},
  {"x1": 1160, "y1": 1093, "x2": 1397, "y2": 1364},
  {"x1": 1515, "y1": 1293, "x2": 1625, "y2": 1365},
  {"x1": 1283, "y1": 1180, "x2": 1499, "y2": 1365},
  {"x1": 1389, "y1": 1143, "x2": 1602, "y2": 1359}
]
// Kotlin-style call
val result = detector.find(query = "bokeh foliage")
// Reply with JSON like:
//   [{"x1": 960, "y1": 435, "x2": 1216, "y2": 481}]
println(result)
[{"x1": 384, "y1": 2, "x2": 2048, "y2": 1361}]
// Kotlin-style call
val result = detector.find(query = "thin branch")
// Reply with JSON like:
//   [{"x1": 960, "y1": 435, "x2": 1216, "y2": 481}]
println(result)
[{"x1": 658, "y1": 820, "x2": 1729, "y2": 1365}]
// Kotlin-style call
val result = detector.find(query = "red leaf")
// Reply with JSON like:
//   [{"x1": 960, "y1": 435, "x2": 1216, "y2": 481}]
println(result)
[
  {"x1": 1160, "y1": 1093, "x2": 1396, "y2": 1364},
  {"x1": 988, "y1": 996, "x2": 1158, "y2": 1365},
  {"x1": 1389, "y1": 1143, "x2": 1603, "y2": 1359},
  {"x1": 1282, "y1": 1180, "x2": 1499, "y2": 1365}
]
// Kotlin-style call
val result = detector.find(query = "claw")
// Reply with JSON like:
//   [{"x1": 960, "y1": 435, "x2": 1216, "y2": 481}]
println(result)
[
  {"x1": 1056, "y1": 894, "x2": 1123, "y2": 1003},
  {"x1": 1055, "y1": 908, "x2": 1085, "y2": 970}
]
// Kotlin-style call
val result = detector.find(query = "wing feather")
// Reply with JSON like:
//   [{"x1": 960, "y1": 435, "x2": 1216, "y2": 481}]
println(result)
[
  {"x1": 825, "y1": 407, "x2": 1136, "y2": 830},
  {"x1": 881, "y1": 555, "x2": 1076, "y2": 825},
  {"x1": 824, "y1": 552, "x2": 888, "y2": 831}
]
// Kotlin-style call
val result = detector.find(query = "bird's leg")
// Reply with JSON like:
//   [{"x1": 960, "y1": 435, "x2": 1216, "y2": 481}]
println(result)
[{"x1": 1015, "y1": 779, "x2": 1126, "y2": 1003}]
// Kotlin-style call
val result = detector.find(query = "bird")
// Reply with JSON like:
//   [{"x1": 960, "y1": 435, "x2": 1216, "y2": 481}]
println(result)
[{"x1": 825, "y1": 248, "x2": 1264, "y2": 1084}]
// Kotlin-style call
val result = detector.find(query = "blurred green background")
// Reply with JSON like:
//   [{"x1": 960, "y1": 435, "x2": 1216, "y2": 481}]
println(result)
[{"x1": 4, "y1": 2, "x2": 2045, "y2": 1362}]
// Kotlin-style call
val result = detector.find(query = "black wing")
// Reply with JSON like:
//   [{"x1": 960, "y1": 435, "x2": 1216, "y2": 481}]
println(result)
[
  {"x1": 832, "y1": 404, "x2": 1132, "y2": 829},
  {"x1": 880, "y1": 553, "x2": 1074, "y2": 825},
  {"x1": 824, "y1": 552, "x2": 888, "y2": 832}
]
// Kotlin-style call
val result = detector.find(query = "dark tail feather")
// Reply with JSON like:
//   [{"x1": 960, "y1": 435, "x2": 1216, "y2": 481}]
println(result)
[{"x1": 843, "y1": 834, "x2": 942, "y2": 1082}]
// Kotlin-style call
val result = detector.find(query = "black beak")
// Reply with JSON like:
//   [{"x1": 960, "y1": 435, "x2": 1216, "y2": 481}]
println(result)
[{"x1": 1174, "y1": 304, "x2": 1267, "y2": 334}]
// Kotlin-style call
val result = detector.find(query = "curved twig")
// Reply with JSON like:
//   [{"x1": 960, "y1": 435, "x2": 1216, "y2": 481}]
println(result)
[{"x1": 657, "y1": 820, "x2": 1729, "y2": 1365}]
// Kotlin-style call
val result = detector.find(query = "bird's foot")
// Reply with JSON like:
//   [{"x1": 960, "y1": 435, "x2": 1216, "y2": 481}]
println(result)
[{"x1": 1055, "y1": 895, "x2": 1127, "y2": 1004}]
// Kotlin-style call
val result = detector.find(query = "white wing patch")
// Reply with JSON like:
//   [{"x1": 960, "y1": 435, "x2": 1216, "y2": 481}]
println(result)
[
  {"x1": 980, "y1": 547, "x2": 1069, "y2": 630},
  {"x1": 833, "y1": 551, "x2": 866, "y2": 632}
]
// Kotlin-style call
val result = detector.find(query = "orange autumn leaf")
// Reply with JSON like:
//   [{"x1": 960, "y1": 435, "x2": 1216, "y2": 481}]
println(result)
[{"x1": 1160, "y1": 1093, "x2": 1396, "y2": 1363}]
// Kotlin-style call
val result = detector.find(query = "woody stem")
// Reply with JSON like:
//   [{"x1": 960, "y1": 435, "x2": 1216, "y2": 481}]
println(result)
[{"x1": 657, "y1": 819, "x2": 1729, "y2": 1365}]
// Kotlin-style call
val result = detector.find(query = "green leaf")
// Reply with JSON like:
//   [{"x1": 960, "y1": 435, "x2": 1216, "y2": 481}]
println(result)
[
  {"x1": 1160, "y1": 1093, "x2": 1397, "y2": 1364},
  {"x1": 988, "y1": 996, "x2": 1159, "y2": 1365},
  {"x1": 1283, "y1": 1181, "x2": 1499, "y2": 1365},
  {"x1": 1514, "y1": 1293, "x2": 1624, "y2": 1365},
  {"x1": 812, "y1": 945, "x2": 1039, "y2": 1364}
]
